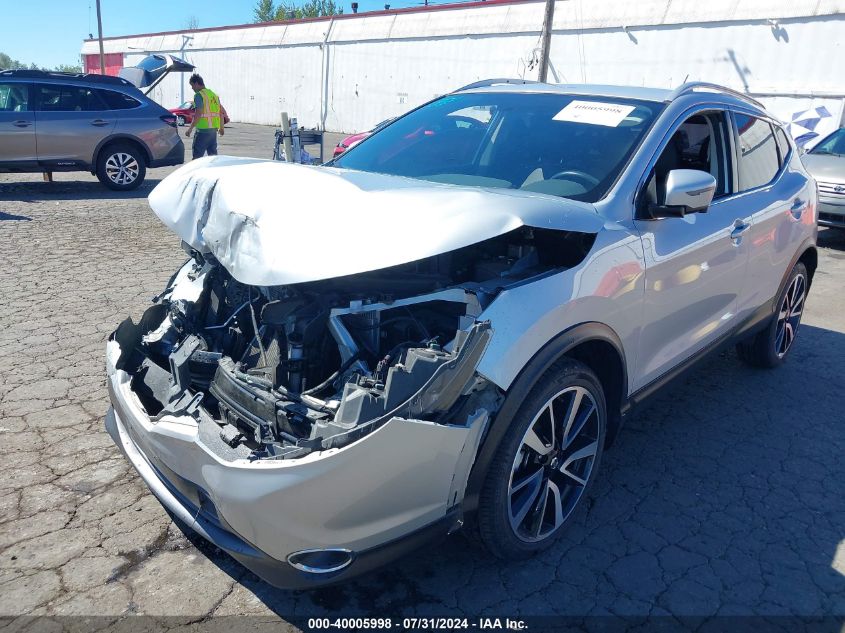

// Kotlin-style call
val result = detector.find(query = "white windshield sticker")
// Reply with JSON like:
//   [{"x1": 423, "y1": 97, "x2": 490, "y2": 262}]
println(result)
[{"x1": 553, "y1": 101, "x2": 636, "y2": 127}]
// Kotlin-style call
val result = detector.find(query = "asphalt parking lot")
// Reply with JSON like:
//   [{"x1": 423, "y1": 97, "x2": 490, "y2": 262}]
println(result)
[{"x1": 0, "y1": 123, "x2": 843, "y2": 627}]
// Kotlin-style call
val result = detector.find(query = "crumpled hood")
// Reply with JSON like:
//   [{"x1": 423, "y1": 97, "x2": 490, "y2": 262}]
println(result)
[{"x1": 148, "y1": 156, "x2": 604, "y2": 286}]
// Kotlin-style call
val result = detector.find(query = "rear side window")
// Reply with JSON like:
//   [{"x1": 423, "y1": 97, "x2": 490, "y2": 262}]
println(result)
[
  {"x1": 775, "y1": 127, "x2": 792, "y2": 166},
  {"x1": 0, "y1": 82, "x2": 29, "y2": 112},
  {"x1": 99, "y1": 89, "x2": 141, "y2": 110},
  {"x1": 37, "y1": 84, "x2": 106, "y2": 112},
  {"x1": 735, "y1": 114, "x2": 780, "y2": 191}
]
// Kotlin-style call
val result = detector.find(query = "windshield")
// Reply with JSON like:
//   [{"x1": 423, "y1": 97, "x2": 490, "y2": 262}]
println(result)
[
  {"x1": 809, "y1": 128, "x2": 845, "y2": 156},
  {"x1": 334, "y1": 92, "x2": 663, "y2": 203}
]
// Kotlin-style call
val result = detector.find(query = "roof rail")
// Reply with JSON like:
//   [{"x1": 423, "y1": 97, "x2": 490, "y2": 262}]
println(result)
[
  {"x1": 454, "y1": 78, "x2": 541, "y2": 92},
  {"x1": 669, "y1": 82, "x2": 765, "y2": 109},
  {"x1": 0, "y1": 69, "x2": 133, "y2": 87}
]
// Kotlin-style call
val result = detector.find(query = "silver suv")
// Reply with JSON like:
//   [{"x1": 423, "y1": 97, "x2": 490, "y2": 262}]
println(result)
[
  {"x1": 0, "y1": 69, "x2": 184, "y2": 190},
  {"x1": 105, "y1": 81, "x2": 817, "y2": 589}
]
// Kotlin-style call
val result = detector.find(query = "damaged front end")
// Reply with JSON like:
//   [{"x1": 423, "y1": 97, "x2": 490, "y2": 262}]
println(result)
[
  {"x1": 111, "y1": 220, "x2": 595, "y2": 462},
  {"x1": 105, "y1": 223, "x2": 594, "y2": 587},
  {"x1": 112, "y1": 249, "x2": 499, "y2": 461},
  {"x1": 103, "y1": 152, "x2": 607, "y2": 587}
]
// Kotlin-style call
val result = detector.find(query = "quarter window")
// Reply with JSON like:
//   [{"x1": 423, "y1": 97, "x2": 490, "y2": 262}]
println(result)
[
  {"x1": 735, "y1": 114, "x2": 780, "y2": 191},
  {"x1": 37, "y1": 85, "x2": 106, "y2": 112},
  {"x1": 0, "y1": 82, "x2": 29, "y2": 112}
]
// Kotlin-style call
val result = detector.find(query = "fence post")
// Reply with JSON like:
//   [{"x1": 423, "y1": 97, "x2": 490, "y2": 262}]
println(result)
[
  {"x1": 290, "y1": 118, "x2": 301, "y2": 164},
  {"x1": 280, "y1": 112, "x2": 294, "y2": 162}
]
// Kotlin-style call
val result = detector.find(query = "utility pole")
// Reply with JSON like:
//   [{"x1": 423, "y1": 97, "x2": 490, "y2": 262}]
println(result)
[
  {"x1": 537, "y1": 0, "x2": 555, "y2": 83},
  {"x1": 96, "y1": 0, "x2": 105, "y2": 74},
  {"x1": 180, "y1": 35, "x2": 193, "y2": 104}
]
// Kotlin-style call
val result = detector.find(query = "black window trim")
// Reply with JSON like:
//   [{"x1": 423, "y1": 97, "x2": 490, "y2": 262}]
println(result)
[{"x1": 774, "y1": 125, "x2": 793, "y2": 167}]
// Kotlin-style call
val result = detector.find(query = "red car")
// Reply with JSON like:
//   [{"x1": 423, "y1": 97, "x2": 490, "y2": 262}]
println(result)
[
  {"x1": 333, "y1": 118, "x2": 393, "y2": 157},
  {"x1": 169, "y1": 101, "x2": 230, "y2": 127}
]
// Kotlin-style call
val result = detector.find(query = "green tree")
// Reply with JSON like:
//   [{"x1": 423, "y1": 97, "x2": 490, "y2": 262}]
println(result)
[
  {"x1": 0, "y1": 52, "x2": 27, "y2": 70},
  {"x1": 1, "y1": 52, "x2": 83, "y2": 73},
  {"x1": 276, "y1": 0, "x2": 342, "y2": 19},
  {"x1": 55, "y1": 63, "x2": 83, "y2": 73},
  {"x1": 254, "y1": 0, "x2": 276, "y2": 22}
]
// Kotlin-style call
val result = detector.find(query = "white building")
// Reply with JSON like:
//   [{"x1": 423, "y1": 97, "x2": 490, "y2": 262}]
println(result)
[{"x1": 81, "y1": 0, "x2": 845, "y2": 143}]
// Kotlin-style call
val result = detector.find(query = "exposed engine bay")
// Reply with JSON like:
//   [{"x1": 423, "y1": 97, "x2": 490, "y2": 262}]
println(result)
[{"x1": 111, "y1": 226, "x2": 594, "y2": 460}]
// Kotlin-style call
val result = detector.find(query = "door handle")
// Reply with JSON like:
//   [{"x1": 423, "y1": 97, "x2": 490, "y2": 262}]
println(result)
[
  {"x1": 790, "y1": 198, "x2": 806, "y2": 219},
  {"x1": 730, "y1": 220, "x2": 750, "y2": 244},
  {"x1": 12, "y1": 120, "x2": 31, "y2": 127},
  {"x1": 90, "y1": 119, "x2": 109, "y2": 127}
]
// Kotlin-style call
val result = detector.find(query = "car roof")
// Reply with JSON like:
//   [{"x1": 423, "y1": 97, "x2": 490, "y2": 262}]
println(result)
[
  {"x1": 0, "y1": 69, "x2": 137, "y2": 91},
  {"x1": 464, "y1": 82, "x2": 673, "y2": 103},
  {"x1": 456, "y1": 79, "x2": 768, "y2": 116}
]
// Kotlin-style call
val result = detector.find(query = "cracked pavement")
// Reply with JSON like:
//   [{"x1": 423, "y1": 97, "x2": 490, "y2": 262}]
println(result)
[{"x1": 0, "y1": 124, "x2": 843, "y2": 626}]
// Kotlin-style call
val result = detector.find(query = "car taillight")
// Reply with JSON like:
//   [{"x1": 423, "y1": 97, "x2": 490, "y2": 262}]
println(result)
[{"x1": 160, "y1": 115, "x2": 178, "y2": 128}]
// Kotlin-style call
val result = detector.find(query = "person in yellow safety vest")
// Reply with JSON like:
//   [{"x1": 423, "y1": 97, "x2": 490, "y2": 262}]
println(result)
[{"x1": 185, "y1": 73, "x2": 224, "y2": 159}]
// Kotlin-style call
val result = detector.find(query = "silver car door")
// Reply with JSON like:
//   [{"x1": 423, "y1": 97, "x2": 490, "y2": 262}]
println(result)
[
  {"x1": 633, "y1": 108, "x2": 751, "y2": 389},
  {"x1": 733, "y1": 113, "x2": 816, "y2": 319},
  {"x1": 0, "y1": 82, "x2": 36, "y2": 164},
  {"x1": 34, "y1": 83, "x2": 116, "y2": 169}
]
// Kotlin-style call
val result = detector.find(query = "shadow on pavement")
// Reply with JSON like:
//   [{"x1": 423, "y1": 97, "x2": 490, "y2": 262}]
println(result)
[
  {"x1": 818, "y1": 227, "x2": 845, "y2": 251},
  {"x1": 173, "y1": 323, "x2": 845, "y2": 618},
  {"x1": 0, "y1": 210, "x2": 32, "y2": 221},
  {"x1": 0, "y1": 179, "x2": 162, "y2": 202}
]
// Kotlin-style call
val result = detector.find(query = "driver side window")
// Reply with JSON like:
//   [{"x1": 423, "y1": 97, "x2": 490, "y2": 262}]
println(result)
[{"x1": 644, "y1": 111, "x2": 732, "y2": 207}]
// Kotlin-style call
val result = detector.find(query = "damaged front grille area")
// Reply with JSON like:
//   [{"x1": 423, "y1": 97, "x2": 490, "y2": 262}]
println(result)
[
  {"x1": 207, "y1": 321, "x2": 492, "y2": 457},
  {"x1": 111, "y1": 226, "x2": 590, "y2": 460}
]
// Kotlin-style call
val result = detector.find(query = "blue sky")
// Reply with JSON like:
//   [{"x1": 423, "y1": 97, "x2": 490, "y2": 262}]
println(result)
[{"x1": 2, "y1": 0, "x2": 427, "y2": 69}]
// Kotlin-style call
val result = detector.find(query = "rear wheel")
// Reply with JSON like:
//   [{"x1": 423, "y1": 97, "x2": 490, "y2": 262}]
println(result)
[
  {"x1": 477, "y1": 358, "x2": 606, "y2": 558},
  {"x1": 176, "y1": 115, "x2": 186, "y2": 126},
  {"x1": 96, "y1": 143, "x2": 146, "y2": 191},
  {"x1": 736, "y1": 262, "x2": 808, "y2": 368}
]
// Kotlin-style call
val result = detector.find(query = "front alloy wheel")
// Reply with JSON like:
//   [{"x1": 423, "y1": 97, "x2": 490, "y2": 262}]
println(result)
[
  {"x1": 508, "y1": 385, "x2": 601, "y2": 542},
  {"x1": 478, "y1": 358, "x2": 606, "y2": 558}
]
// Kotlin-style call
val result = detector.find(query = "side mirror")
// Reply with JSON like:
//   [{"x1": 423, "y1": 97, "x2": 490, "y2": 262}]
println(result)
[{"x1": 645, "y1": 169, "x2": 717, "y2": 219}]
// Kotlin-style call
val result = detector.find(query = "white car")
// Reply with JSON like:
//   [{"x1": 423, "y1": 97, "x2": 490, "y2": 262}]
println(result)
[{"x1": 106, "y1": 80, "x2": 817, "y2": 588}]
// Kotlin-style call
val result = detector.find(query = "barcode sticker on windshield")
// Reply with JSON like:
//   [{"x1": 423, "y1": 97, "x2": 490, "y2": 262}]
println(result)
[{"x1": 553, "y1": 101, "x2": 636, "y2": 127}]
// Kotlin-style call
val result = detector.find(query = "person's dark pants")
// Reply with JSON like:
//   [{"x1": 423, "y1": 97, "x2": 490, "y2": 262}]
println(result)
[{"x1": 192, "y1": 130, "x2": 218, "y2": 159}]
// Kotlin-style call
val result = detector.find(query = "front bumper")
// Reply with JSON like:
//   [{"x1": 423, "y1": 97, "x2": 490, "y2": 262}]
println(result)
[
  {"x1": 818, "y1": 198, "x2": 845, "y2": 228},
  {"x1": 105, "y1": 340, "x2": 487, "y2": 589}
]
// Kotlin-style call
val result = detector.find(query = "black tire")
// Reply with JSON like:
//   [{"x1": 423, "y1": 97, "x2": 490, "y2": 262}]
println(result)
[
  {"x1": 477, "y1": 358, "x2": 606, "y2": 559},
  {"x1": 176, "y1": 115, "x2": 186, "y2": 126},
  {"x1": 96, "y1": 143, "x2": 146, "y2": 191},
  {"x1": 736, "y1": 262, "x2": 808, "y2": 368}
]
